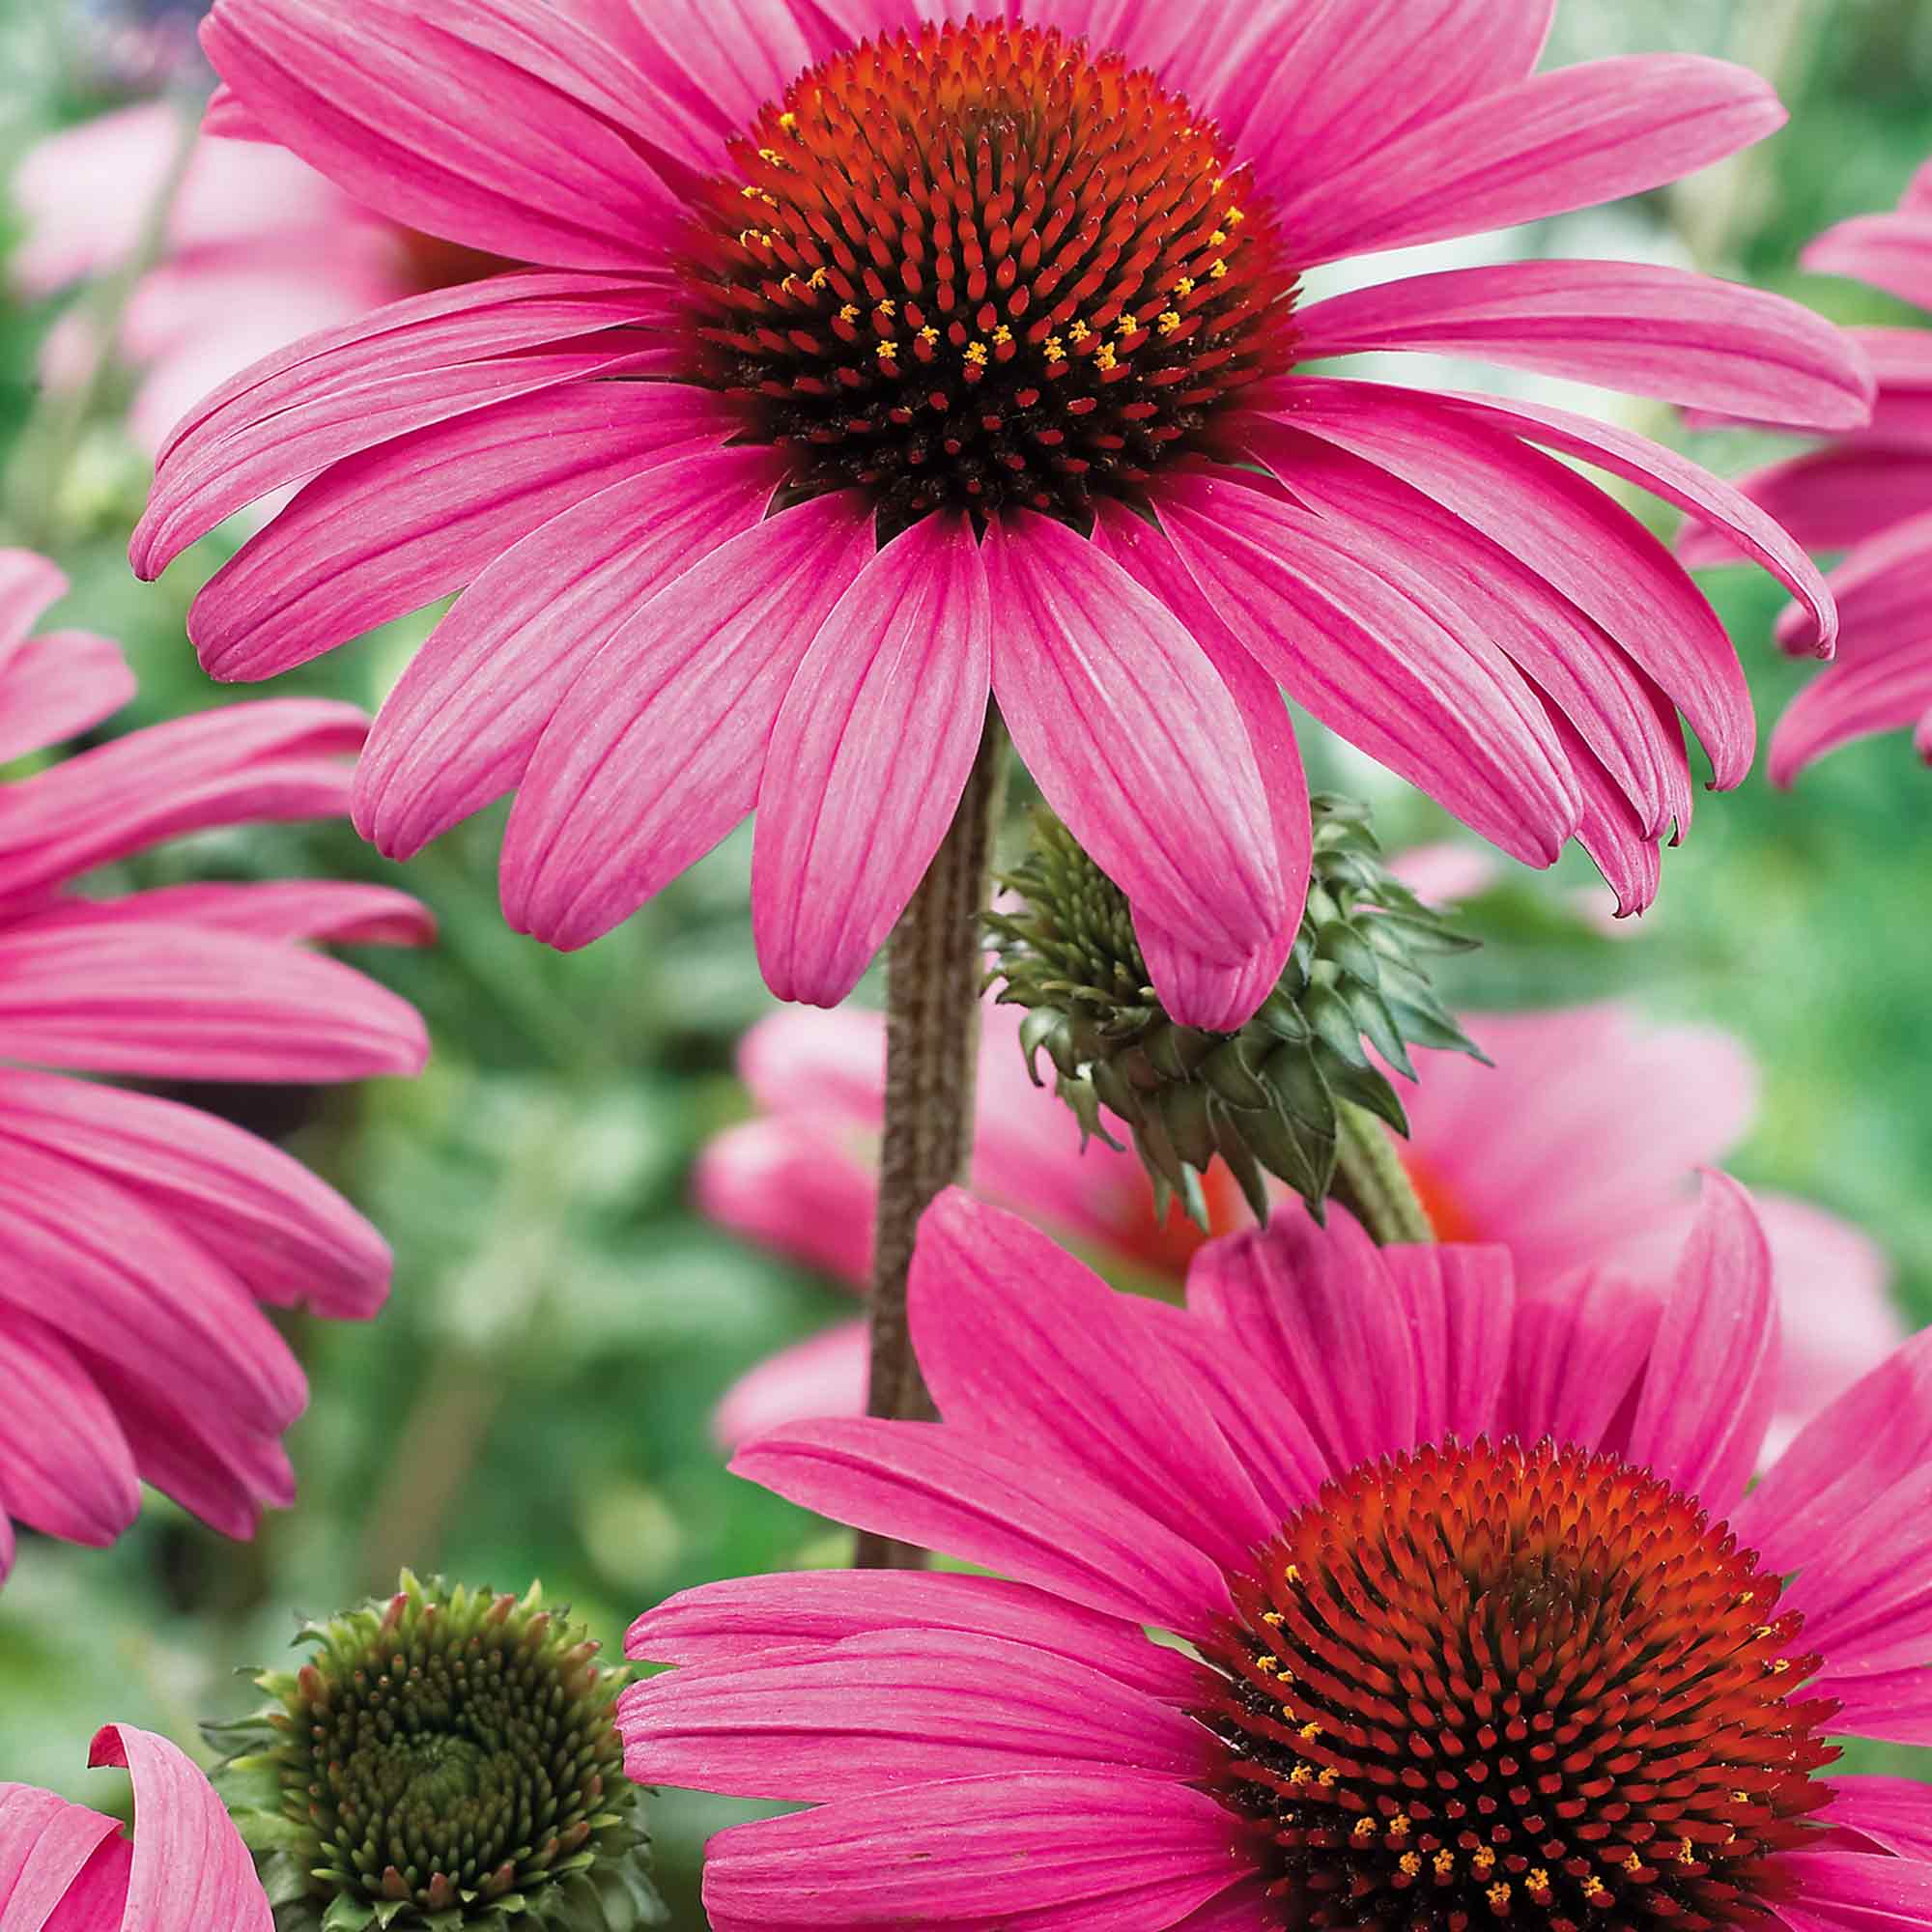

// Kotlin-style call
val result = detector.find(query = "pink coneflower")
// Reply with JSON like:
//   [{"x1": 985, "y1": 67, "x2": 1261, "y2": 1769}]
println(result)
[
  {"x1": 0, "y1": 1724, "x2": 270, "y2": 1930},
  {"x1": 1683, "y1": 158, "x2": 1932, "y2": 778},
  {"x1": 698, "y1": 998, "x2": 1898, "y2": 1457},
  {"x1": 0, "y1": 550, "x2": 428, "y2": 1579},
  {"x1": 626, "y1": 1181, "x2": 1932, "y2": 1932},
  {"x1": 136, "y1": 0, "x2": 1867, "y2": 1020},
  {"x1": 13, "y1": 101, "x2": 507, "y2": 457}
]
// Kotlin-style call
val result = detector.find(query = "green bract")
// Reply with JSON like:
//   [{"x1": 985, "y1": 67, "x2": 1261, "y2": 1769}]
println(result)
[
  {"x1": 207, "y1": 1573, "x2": 662, "y2": 1932},
  {"x1": 985, "y1": 800, "x2": 1484, "y2": 1224}
]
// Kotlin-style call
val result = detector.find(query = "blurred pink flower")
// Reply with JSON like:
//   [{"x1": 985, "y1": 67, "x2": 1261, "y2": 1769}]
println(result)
[
  {"x1": 0, "y1": 551, "x2": 429, "y2": 1580},
  {"x1": 12, "y1": 100, "x2": 505, "y2": 455},
  {"x1": 0, "y1": 1723, "x2": 270, "y2": 1931},
  {"x1": 1681, "y1": 156, "x2": 1932, "y2": 777},
  {"x1": 625, "y1": 1183, "x2": 1932, "y2": 1932},
  {"x1": 700, "y1": 997, "x2": 1898, "y2": 1459},
  {"x1": 134, "y1": 0, "x2": 1867, "y2": 1020}
]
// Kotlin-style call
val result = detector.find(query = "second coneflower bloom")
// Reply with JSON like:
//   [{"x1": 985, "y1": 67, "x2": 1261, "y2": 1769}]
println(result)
[{"x1": 141, "y1": 0, "x2": 1867, "y2": 1022}]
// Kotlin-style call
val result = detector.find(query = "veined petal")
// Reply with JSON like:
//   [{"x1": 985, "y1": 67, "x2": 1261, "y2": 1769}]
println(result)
[
  {"x1": 0, "y1": 549, "x2": 70, "y2": 667},
  {"x1": 0, "y1": 633, "x2": 136, "y2": 763},
  {"x1": 753, "y1": 514, "x2": 992, "y2": 1006},
  {"x1": 1819, "y1": 1777, "x2": 1932, "y2": 1861},
  {"x1": 0, "y1": 1785, "x2": 124, "y2": 1926},
  {"x1": 1274, "y1": 56, "x2": 1782, "y2": 268},
  {"x1": 1804, "y1": 209, "x2": 1932, "y2": 314},
  {"x1": 355, "y1": 443, "x2": 782, "y2": 860},
  {"x1": 1157, "y1": 470, "x2": 1581, "y2": 864},
  {"x1": 508, "y1": 493, "x2": 877, "y2": 951},
  {"x1": 1679, "y1": 446, "x2": 1932, "y2": 569},
  {"x1": 46, "y1": 880, "x2": 434, "y2": 948},
  {"x1": 1770, "y1": 647, "x2": 1932, "y2": 782},
  {"x1": 1497, "y1": 1269, "x2": 1662, "y2": 1454},
  {"x1": 986, "y1": 510, "x2": 1284, "y2": 965},
  {"x1": 0, "y1": 1316, "x2": 139, "y2": 1548},
  {"x1": 1293, "y1": 261, "x2": 1872, "y2": 431}
]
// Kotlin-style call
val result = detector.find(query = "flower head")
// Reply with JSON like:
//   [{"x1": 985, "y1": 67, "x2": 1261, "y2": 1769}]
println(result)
[
  {"x1": 1682, "y1": 156, "x2": 1932, "y2": 778},
  {"x1": 0, "y1": 1723, "x2": 271, "y2": 1931},
  {"x1": 211, "y1": 1573, "x2": 659, "y2": 1930},
  {"x1": 624, "y1": 1182, "x2": 1932, "y2": 1932},
  {"x1": 0, "y1": 551, "x2": 428, "y2": 1580},
  {"x1": 137, "y1": 0, "x2": 1867, "y2": 1023}
]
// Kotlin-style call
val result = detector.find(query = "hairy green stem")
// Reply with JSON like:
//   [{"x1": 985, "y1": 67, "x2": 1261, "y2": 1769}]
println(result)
[
  {"x1": 854, "y1": 712, "x2": 1006, "y2": 1571},
  {"x1": 1329, "y1": 1101, "x2": 1435, "y2": 1246}
]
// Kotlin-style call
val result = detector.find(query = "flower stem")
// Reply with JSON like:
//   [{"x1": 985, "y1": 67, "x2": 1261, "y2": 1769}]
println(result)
[
  {"x1": 855, "y1": 711, "x2": 1006, "y2": 1571},
  {"x1": 1329, "y1": 1101, "x2": 1435, "y2": 1246}
]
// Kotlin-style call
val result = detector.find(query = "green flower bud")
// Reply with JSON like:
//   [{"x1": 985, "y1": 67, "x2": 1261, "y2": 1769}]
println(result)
[
  {"x1": 984, "y1": 799, "x2": 1484, "y2": 1225},
  {"x1": 206, "y1": 1572, "x2": 662, "y2": 1932}
]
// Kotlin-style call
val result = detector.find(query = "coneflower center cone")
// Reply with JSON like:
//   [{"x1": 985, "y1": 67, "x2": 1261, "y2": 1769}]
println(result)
[
  {"x1": 1201, "y1": 1440, "x2": 1838, "y2": 1932},
  {"x1": 676, "y1": 17, "x2": 1300, "y2": 530}
]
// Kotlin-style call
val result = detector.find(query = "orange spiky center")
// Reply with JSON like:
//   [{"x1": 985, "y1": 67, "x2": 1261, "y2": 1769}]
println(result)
[
  {"x1": 1199, "y1": 1439, "x2": 1839, "y2": 1932},
  {"x1": 673, "y1": 16, "x2": 1298, "y2": 532}
]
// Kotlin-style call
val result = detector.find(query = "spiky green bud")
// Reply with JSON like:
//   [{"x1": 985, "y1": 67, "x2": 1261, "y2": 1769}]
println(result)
[
  {"x1": 206, "y1": 1573, "x2": 663, "y2": 1932},
  {"x1": 984, "y1": 799, "x2": 1484, "y2": 1225}
]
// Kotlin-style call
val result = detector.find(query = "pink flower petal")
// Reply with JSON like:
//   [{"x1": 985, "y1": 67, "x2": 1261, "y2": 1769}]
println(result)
[
  {"x1": 189, "y1": 382, "x2": 736, "y2": 681},
  {"x1": 1680, "y1": 447, "x2": 1932, "y2": 568},
  {"x1": 708, "y1": 1319, "x2": 865, "y2": 1453},
  {"x1": 910, "y1": 1191, "x2": 1276, "y2": 1572},
  {"x1": 136, "y1": 284, "x2": 675, "y2": 577},
  {"x1": 1771, "y1": 645, "x2": 1932, "y2": 783},
  {"x1": 699, "y1": 1771, "x2": 1248, "y2": 1932},
  {"x1": 43, "y1": 881, "x2": 432, "y2": 948},
  {"x1": 201, "y1": 0, "x2": 680, "y2": 270},
  {"x1": 986, "y1": 510, "x2": 1284, "y2": 969},
  {"x1": 1775, "y1": 1463, "x2": 1932, "y2": 1676},
  {"x1": 1804, "y1": 209, "x2": 1932, "y2": 315},
  {"x1": 1777, "y1": 509, "x2": 1932, "y2": 656},
  {"x1": 732, "y1": 1416, "x2": 1234, "y2": 1636},
  {"x1": 1293, "y1": 261, "x2": 1872, "y2": 430},
  {"x1": 1089, "y1": 500, "x2": 1312, "y2": 1031},
  {"x1": 0, "y1": 1787, "x2": 124, "y2": 1930},
  {"x1": 0, "y1": 552, "x2": 69, "y2": 668},
  {"x1": 1231, "y1": 0, "x2": 1555, "y2": 209},
  {"x1": 753, "y1": 514, "x2": 993, "y2": 1006},
  {"x1": 1820, "y1": 1777, "x2": 1932, "y2": 1861},
  {"x1": 1812, "y1": 1667, "x2": 1932, "y2": 1748},
  {"x1": 0, "y1": 1317, "x2": 138, "y2": 1550},
  {"x1": 1257, "y1": 379, "x2": 1757, "y2": 785},
  {"x1": 0, "y1": 920, "x2": 425, "y2": 1084},
  {"x1": 1157, "y1": 470, "x2": 1581, "y2": 864},
  {"x1": 1244, "y1": 416, "x2": 1686, "y2": 836},
  {"x1": 1274, "y1": 56, "x2": 1782, "y2": 268},
  {"x1": 508, "y1": 493, "x2": 876, "y2": 952},
  {"x1": 0, "y1": 635, "x2": 136, "y2": 764},
  {"x1": 1187, "y1": 1209, "x2": 1419, "y2": 1474},
  {"x1": 626, "y1": 1567, "x2": 1205, "y2": 1702},
  {"x1": 355, "y1": 443, "x2": 781, "y2": 860},
  {"x1": 0, "y1": 1069, "x2": 392, "y2": 1319},
  {"x1": 1621, "y1": 1173, "x2": 1777, "y2": 1516},
  {"x1": 1772, "y1": 1848, "x2": 1932, "y2": 1932},
  {"x1": 619, "y1": 1627, "x2": 1214, "y2": 1800},
  {"x1": 86, "y1": 1725, "x2": 271, "y2": 1932},
  {"x1": 696, "y1": 1124, "x2": 875, "y2": 1294},
  {"x1": 1381, "y1": 1245, "x2": 1516, "y2": 1446},
  {"x1": 1496, "y1": 1269, "x2": 1662, "y2": 1453}
]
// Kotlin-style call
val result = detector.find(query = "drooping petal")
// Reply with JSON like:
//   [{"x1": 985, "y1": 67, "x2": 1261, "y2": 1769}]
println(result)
[
  {"x1": 1157, "y1": 471, "x2": 1581, "y2": 864},
  {"x1": 619, "y1": 1629, "x2": 1215, "y2": 1800},
  {"x1": 188, "y1": 382, "x2": 737, "y2": 681},
  {"x1": 87, "y1": 1724, "x2": 272, "y2": 1932},
  {"x1": 1621, "y1": 1173, "x2": 1777, "y2": 1517},
  {"x1": 985, "y1": 510, "x2": 1284, "y2": 970},
  {"x1": 1679, "y1": 446, "x2": 1932, "y2": 568},
  {"x1": 355, "y1": 443, "x2": 782, "y2": 860},
  {"x1": 0, "y1": 1070, "x2": 392, "y2": 1318},
  {"x1": 0, "y1": 635, "x2": 135, "y2": 763},
  {"x1": 0, "y1": 1785, "x2": 123, "y2": 1929},
  {"x1": 695, "y1": 1124, "x2": 875, "y2": 1292},
  {"x1": 0, "y1": 550, "x2": 71, "y2": 667},
  {"x1": 45, "y1": 881, "x2": 433, "y2": 949},
  {"x1": 201, "y1": 0, "x2": 681, "y2": 270},
  {"x1": 1255, "y1": 379, "x2": 1757, "y2": 783},
  {"x1": 1771, "y1": 1848, "x2": 1932, "y2": 1932},
  {"x1": 0, "y1": 1317, "x2": 139, "y2": 1549},
  {"x1": 1187, "y1": 1210, "x2": 1419, "y2": 1473},
  {"x1": 732, "y1": 1416, "x2": 1234, "y2": 1635},
  {"x1": 1272, "y1": 57, "x2": 1782, "y2": 268},
  {"x1": 751, "y1": 514, "x2": 991, "y2": 1005},
  {"x1": 1770, "y1": 645, "x2": 1932, "y2": 782},
  {"x1": 712, "y1": 1321, "x2": 869, "y2": 1450},
  {"x1": 506, "y1": 492, "x2": 876, "y2": 951},
  {"x1": 1819, "y1": 1777, "x2": 1932, "y2": 1861},
  {"x1": 909, "y1": 1191, "x2": 1276, "y2": 1571},
  {"x1": 1803, "y1": 209, "x2": 1932, "y2": 314},
  {"x1": 1089, "y1": 500, "x2": 1312, "y2": 1031},
  {"x1": 1293, "y1": 261, "x2": 1872, "y2": 430},
  {"x1": 626, "y1": 1567, "x2": 1206, "y2": 1701}
]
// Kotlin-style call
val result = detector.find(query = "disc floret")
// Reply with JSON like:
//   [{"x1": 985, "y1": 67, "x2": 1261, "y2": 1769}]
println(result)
[
  {"x1": 1203, "y1": 1439, "x2": 1838, "y2": 1932},
  {"x1": 985, "y1": 800, "x2": 1481, "y2": 1222},
  {"x1": 208, "y1": 1573, "x2": 661, "y2": 1932}
]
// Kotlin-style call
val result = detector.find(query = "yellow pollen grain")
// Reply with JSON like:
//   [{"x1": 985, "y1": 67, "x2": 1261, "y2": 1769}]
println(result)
[
  {"x1": 838, "y1": 303, "x2": 859, "y2": 323},
  {"x1": 1318, "y1": 1767, "x2": 1339, "y2": 1788},
  {"x1": 1400, "y1": 1853, "x2": 1423, "y2": 1878},
  {"x1": 739, "y1": 230, "x2": 768, "y2": 247},
  {"x1": 1115, "y1": 313, "x2": 1139, "y2": 336},
  {"x1": 1678, "y1": 1840, "x2": 1696, "y2": 1865},
  {"x1": 780, "y1": 273, "x2": 798, "y2": 294},
  {"x1": 807, "y1": 266, "x2": 828, "y2": 289},
  {"x1": 1472, "y1": 1847, "x2": 1496, "y2": 1873},
  {"x1": 1731, "y1": 1792, "x2": 1750, "y2": 1804},
  {"x1": 1209, "y1": 228, "x2": 1228, "y2": 245},
  {"x1": 1488, "y1": 1883, "x2": 1512, "y2": 1913},
  {"x1": 1298, "y1": 1721, "x2": 1321, "y2": 1741},
  {"x1": 1434, "y1": 1851, "x2": 1456, "y2": 1877},
  {"x1": 992, "y1": 324, "x2": 1012, "y2": 346},
  {"x1": 918, "y1": 325, "x2": 939, "y2": 345},
  {"x1": 964, "y1": 340, "x2": 988, "y2": 366},
  {"x1": 779, "y1": 111, "x2": 797, "y2": 129},
  {"x1": 1581, "y1": 1877, "x2": 1607, "y2": 1902},
  {"x1": 1353, "y1": 1818, "x2": 1378, "y2": 1840},
  {"x1": 1753, "y1": 1625, "x2": 1776, "y2": 1639},
  {"x1": 875, "y1": 298, "x2": 895, "y2": 318},
  {"x1": 1255, "y1": 1654, "x2": 1279, "y2": 1675},
  {"x1": 875, "y1": 339, "x2": 898, "y2": 363},
  {"x1": 1043, "y1": 336, "x2": 1065, "y2": 361},
  {"x1": 1094, "y1": 343, "x2": 1118, "y2": 371},
  {"x1": 1174, "y1": 275, "x2": 1197, "y2": 296},
  {"x1": 1623, "y1": 1853, "x2": 1642, "y2": 1874},
  {"x1": 1387, "y1": 1815, "x2": 1411, "y2": 1841},
  {"x1": 1226, "y1": 206, "x2": 1246, "y2": 225},
  {"x1": 1067, "y1": 319, "x2": 1092, "y2": 342},
  {"x1": 758, "y1": 147, "x2": 783, "y2": 164},
  {"x1": 1289, "y1": 1763, "x2": 1312, "y2": 1787},
  {"x1": 1769, "y1": 1658, "x2": 1790, "y2": 1674},
  {"x1": 1157, "y1": 310, "x2": 1182, "y2": 334},
  {"x1": 1262, "y1": 1610, "x2": 1284, "y2": 1628},
  {"x1": 1528, "y1": 1870, "x2": 1551, "y2": 1894},
  {"x1": 1208, "y1": 259, "x2": 1229, "y2": 279},
  {"x1": 1284, "y1": 1564, "x2": 1301, "y2": 1585}
]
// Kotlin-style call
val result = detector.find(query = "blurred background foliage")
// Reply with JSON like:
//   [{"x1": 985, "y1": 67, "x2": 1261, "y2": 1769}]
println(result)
[{"x1": 0, "y1": 0, "x2": 1929, "y2": 1922}]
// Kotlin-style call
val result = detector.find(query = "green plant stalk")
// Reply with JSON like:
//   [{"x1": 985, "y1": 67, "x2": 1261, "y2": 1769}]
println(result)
[
  {"x1": 1329, "y1": 1101, "x2": 1436, "y2": 1245},
  {"x1": 855, "y1": 711, "x2": 1006, "y2": 1571}
]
